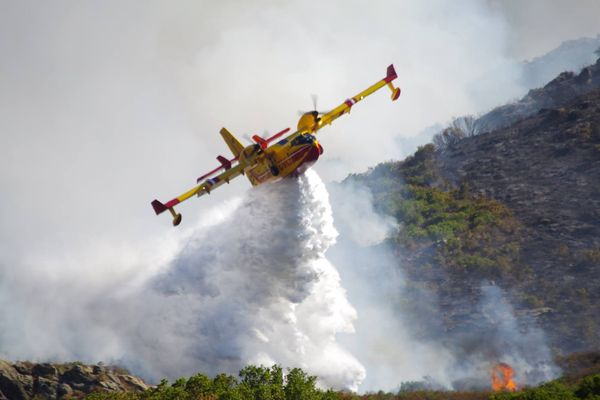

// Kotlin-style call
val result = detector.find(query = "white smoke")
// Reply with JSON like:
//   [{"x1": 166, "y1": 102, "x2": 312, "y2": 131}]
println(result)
[
  {"x1": 327, "y1": 182, "x2": 560, "y2": 391},
  {"x1": 0, "y1": 1, "x2": 588, "y2": 393},
  {"x1": 0, "y1": 165, "x2": 561, "y2": 393},
  {"x1": 327, "y1": 184, "x2": 457, "y2": 392},
  {"x1": 0, "y1": 170, "x2": 364, "y2": 390},
  {"x1": 445, "y1": 284, "x2": 560, "y2": 389},
  {"x1": 127, "y1": 170, "x2": 366, "y2": 390}
]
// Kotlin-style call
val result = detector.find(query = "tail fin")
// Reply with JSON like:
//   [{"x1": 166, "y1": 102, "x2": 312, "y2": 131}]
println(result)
[{"x1": 220, "y1": 127, "x2": 245, "y2": 158}]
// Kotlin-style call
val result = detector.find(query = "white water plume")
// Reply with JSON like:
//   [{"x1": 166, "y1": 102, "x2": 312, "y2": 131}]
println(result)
[{"x1": 117, "y1": 169, "x2": 365, "y2": 390}]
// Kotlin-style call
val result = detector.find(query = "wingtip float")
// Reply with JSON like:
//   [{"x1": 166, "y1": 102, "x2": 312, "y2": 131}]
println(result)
[{"x1": 152, "y1": 64, "x2": 401, "y2": 226}]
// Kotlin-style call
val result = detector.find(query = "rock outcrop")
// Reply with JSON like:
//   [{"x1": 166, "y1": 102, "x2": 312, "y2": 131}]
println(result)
[{"x1": 0, "y1": 360, "x2": 149, "y2": 399}]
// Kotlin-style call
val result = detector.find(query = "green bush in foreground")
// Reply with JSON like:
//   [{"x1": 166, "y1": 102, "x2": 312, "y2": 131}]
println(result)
[
  {"x1": 489, "y1": 381, "x2": 576, "y2": 400},
  {"x1": 85, "y1": 369, "x2": 600, "y2": 400},
  {"x1": 85, "y1": 365, "x2": 335, "y2": 400}
]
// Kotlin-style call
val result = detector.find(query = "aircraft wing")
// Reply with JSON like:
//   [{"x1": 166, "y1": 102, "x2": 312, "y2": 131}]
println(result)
[
  {"x1": 151, "y1": 163, "x2": 244, "y2": 226},
  {"x1": 316, "y1": 64, "x2": 400, "y2": 132}
]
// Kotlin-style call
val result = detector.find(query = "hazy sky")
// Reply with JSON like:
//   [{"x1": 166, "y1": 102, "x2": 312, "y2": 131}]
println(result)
[
  {"x1": 489, "y1": 0, "x2": 600, "y2": 59},
  {"x1": 0, "y1": 0, "x2": 596, "y2": 246},
  {"x1": 0, "y1": 0, "x2": 598, "y2": 385}
]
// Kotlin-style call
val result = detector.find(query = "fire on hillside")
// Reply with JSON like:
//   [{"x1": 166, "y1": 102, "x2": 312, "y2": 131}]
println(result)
[{"x1": 491, "y1": 362, "x2": 517, "y2": 392}]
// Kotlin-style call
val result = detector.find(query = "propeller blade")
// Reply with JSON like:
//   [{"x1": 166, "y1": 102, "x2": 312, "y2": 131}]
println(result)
[
  {"x1": 242, "y1": 133, "x2": 253, "y2": 143},
  {"x1": 298, "y1": 95, "x2": 329, "y2": 115}
]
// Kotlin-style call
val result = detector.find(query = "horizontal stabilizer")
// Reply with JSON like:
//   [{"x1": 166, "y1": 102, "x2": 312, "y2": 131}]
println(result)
[
  {"x1": 217, "y1": 155, "x2": 232, "y2": 169},
  {"x1": 252, "y1": 135, "x2": 268, "y2": 149},
  {"x1": 197, "y1": 155, "x2": 237, "y2": 183}
]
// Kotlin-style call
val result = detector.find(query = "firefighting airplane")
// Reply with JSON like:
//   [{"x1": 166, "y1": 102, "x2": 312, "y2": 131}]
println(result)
[{"x1": 152, "y1": 64, "x2": 401, "y2": 226}]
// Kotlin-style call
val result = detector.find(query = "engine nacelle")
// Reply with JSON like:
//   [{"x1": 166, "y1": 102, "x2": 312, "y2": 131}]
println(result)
[
  {"x1": 238, "y1": 143, "x2": 262, "y2": 166},
  {"x1": 297, "y1": 111, "x2": 320, "y2": 133}
]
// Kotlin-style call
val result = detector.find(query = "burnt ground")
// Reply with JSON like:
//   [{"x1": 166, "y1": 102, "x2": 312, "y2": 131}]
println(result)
[{"x1": 436, "y1": 89, "x2": 600, "y2": 352}]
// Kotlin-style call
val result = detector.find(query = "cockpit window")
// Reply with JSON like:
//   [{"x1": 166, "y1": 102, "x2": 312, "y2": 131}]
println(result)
[{"x1": 291, "y1": 134, "x2": 315, "y2": 147}]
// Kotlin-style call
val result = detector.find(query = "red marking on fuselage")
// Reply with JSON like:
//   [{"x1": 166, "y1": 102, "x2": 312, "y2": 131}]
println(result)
[
  {"x1": 247, "y1": 143, "x2": 322, "y2": 184},
  {"x1": 248, "y1": 168, "x2": 271, "y2": 183},
  {"x1": 165, "y1": 199, "x2": 180, "y2": 208},
  {"x1": 292, "y1": 143, "x2": 321, "y2": 176},
  {"x1": 344, "y1": 98, "x2": 356, "y2": 107},
  {"x1": 277, "y1": 144, "x2": 312, "y2": 171}
]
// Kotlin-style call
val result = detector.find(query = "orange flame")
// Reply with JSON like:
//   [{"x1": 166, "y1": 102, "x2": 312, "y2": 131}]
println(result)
[{"x1": 490, "y1": 362, "x2": 517, "y2": 392}]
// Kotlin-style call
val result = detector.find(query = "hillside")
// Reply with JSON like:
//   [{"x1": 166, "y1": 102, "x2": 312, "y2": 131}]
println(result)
[
  {"x1": 438, "y1": 88, "x2": 600, "y2": 351},
  {"x1": 476, "y1": 54, "x2": 600, "y2": 133},
  {"x1": 348, "y1": 57, "x2": 600, "y2": 356}
]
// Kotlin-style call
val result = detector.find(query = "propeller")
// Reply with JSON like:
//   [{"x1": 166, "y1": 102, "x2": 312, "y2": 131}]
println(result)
[
  {"x1": 298, "y1": 94, "x2": 329, "y2": 116},
  {"x1": 242, "y1": 133, "x2": 254, "y2": 143}
]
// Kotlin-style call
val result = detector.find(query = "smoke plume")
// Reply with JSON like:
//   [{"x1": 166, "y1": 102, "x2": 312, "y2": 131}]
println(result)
[
  {"x1": 123, "y1": 170, "x2": 365, "y2": 390},
  {"x1": 0, "y1": 170, "x2": 365, "y2": 390},
  {"x1": 327, "y1": 181, "x2": 560, "y2": 392},
  {"x1": 0, "y1": 167, "x2": 561, "y2": 393},
  {"x1": 444, "y1": 284, "x2": 560, "y2": 390}
]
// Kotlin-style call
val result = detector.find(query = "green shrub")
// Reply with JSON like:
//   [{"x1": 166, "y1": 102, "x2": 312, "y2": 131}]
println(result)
[
  {"x1": 284, "y1": 368, "x2": 321, "y2": 400},
  {"x1": 576, "y1": 374, "x2": 600, "y2": 398},
  {"x1": 489, "y1": 381, "x2": 576, "y2": 400}
]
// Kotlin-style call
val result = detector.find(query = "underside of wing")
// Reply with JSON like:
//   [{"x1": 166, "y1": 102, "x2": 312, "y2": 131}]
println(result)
[
  {"x1": 151, "y1": 164, "x2": 244, "y2": 226},
  {"x1": 316, "y1": 64, "x2": 400, "y2": 132}
]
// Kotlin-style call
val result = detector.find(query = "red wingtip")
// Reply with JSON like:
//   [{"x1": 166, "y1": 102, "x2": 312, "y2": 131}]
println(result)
[
  {"x1": 151, "y1": 199, "x2": 168, "y2": 215},
  {"x1": 385, "y1": 64, "x2": 398, "y2": 83}
]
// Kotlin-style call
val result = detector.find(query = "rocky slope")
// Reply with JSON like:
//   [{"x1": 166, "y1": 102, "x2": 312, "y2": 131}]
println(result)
[
  {"x1": 0, "y1": 360, "x2": 149, "y2": 399},
  {"x1": 439, "y1": 86, "x2": 600, "y2": 351},
  {"x1": 350, "y1": 57, "x2": 600, "y2": 356}
]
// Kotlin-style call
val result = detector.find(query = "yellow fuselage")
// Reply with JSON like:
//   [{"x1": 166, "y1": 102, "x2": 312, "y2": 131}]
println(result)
[
  {"x1": 151, "y1": 64, "x2": 400, "y2": 226},
  {"x1": 240, "y1": 132, "x2": 323, "y2": 186}
]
